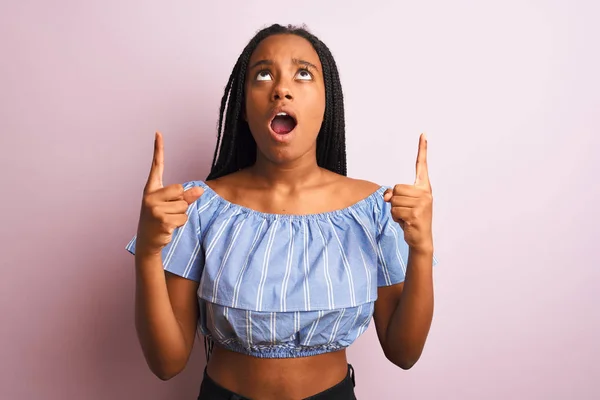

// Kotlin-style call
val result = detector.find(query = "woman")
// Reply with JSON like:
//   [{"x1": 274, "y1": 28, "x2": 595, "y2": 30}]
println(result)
[{"x1": 126, "y1": 24, "x2": 437, "y2": 400}]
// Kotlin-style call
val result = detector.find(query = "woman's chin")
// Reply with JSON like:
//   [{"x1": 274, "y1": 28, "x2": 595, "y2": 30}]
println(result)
[{"x1": 252, "y1": 130, "x2": 319, "y2": 167}]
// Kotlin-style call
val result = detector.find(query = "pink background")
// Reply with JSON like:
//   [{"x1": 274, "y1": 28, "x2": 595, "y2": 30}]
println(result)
[{"x1": 1, "y1": 1, "x2": 598, "y2": 399}]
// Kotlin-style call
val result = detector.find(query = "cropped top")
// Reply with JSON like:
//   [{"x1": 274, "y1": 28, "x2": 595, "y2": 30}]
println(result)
[{"x1": 125, "y1": 180, "x2": 437, "y2": 359}]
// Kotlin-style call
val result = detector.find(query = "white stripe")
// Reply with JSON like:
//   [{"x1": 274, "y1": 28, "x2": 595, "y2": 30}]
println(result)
[
  {"x1": 212, "y1": 218, "x2": 246, "y2": 303},
  {"x1": 328, "y1": 309, "x2": 346, "y2": 344},
  {"x1": 294, "y1": 311, "x2": 300, "y2": 334},
  {"x1": 197, "y1": 193, "x2": 217, "y2": 213},
  {"x1": 352, "y1": 305, "x2": 363, "y2": 332},
  {"x1": 349, "y1": 208, "x2": 392, "y2": 284},
  {"x1": 198, "y1": 203, "x2": 232, "y2": 298},
  {"x1": 377, "y1": 219, "x2": 392, "y2": 286},
  {"x1": 280, "y1": 220, "x2": 294, "y2": 312},
  {"x1": 315, "y1": 222, "x2": 334, "y2": 309},
  {"x1": 359, "y1": 249, "x2": 372, "y2": 301},
  {"x1": 232, "y1": 219, "x2": 266, "y2": 308},
  {"x1": 349, "y1": 208, "x2": 378, "y2": 255},
  {"x1": 246, "y1": 310, "x2": 253, "y2": 347},
  {"x1": 209, "y1": 303, "x2": 225, "y2": 340},
  {"x1": 205, "y1": 204, "x2": 234, "y2": 257},
  {"x1": 271, "y1": 312, "x2": 276, "y2": 344},
  {"x1": 304, "y1": 310, "x2": 323, "y2": 346},
  {"x1": 256, "y1": 218, "x2": 279, "y2": 311},
  {"x1": 356, "y1": 303, "x2": 373, "y2": 340},
  {"x1": 182, "y1": 239, "x2": 202, "y2": 278},
  {"x1": 302, "y1": 219, "x2": 311, "y2": 310},
  {"x1": 328, "y1": 217, "x2": 357, "y2": 307}
]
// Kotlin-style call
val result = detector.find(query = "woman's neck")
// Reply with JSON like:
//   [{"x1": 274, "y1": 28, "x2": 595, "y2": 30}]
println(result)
[{"x1": 248, "y1": 154, "x2": 324, "y2": 191}]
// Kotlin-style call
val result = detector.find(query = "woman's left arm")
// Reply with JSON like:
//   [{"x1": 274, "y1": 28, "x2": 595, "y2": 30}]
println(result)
[
  {"x1": 374, "y1": 249, "x2": 434, "y2": 369},
  {"x1": 373, "y1": 133, "x2": 435, "y2": 369}
]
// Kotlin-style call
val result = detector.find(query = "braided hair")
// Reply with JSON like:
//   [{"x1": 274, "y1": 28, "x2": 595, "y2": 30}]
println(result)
[{"x1": 206, "y1": 23, "x2": 347, "y2": 180}]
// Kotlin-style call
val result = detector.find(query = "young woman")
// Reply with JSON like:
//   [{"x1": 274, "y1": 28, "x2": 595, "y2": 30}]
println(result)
[{"x1": 126, "y1": 24, "x2": 437, "y2": 400}]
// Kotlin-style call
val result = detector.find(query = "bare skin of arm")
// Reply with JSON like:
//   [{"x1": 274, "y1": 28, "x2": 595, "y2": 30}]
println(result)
[
  {"x1": 373, "y1": 249, "x2": 434, "y2": 369},
  {"x1": 135, "y1": 254, "x2": 199, "y2": 380}
]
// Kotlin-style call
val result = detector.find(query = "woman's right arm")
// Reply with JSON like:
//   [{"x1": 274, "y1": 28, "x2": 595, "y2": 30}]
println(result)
[
  {"x1": 133, "y1": 132, "x2": 204, "y2": 380},
  {"x1": 134, "y1": 253, "x2": 199, "y2": 380}
]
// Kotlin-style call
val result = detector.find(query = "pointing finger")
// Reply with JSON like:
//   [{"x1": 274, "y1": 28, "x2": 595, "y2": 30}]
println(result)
[
  {"x1": 145, "y1": 132, "x2": 164, "y2": 193},
  {"x1": 414, "y1": 133, "x2": 430, "y2": 188}
]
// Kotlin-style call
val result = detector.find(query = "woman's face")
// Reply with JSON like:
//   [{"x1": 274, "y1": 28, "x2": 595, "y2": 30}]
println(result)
[{"x1": 244, "y1": 34, "x2": 326, "y2": 165}]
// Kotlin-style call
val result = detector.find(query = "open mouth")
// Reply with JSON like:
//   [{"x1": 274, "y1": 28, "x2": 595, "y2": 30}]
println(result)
[{"x1": 270, "y1": 112, "x2": 297, "y2": 135}]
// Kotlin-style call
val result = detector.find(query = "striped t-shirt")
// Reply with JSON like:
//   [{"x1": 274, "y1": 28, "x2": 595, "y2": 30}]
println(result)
[{"x1": 126, "y1": 180, "x2": 437, "y2": 358}]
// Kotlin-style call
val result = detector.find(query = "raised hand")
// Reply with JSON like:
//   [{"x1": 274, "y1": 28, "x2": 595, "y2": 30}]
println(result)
[
  {"x1": 135, "y1": 132, "x2": 204, "y2": 256},
  {"x1": 383, "y1": 133, "x2": 433, "y2": 252}
]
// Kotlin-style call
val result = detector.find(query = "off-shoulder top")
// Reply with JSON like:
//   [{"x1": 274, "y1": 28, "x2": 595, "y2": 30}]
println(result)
[{"x1": 125, "y1": 180, "x2": 437, "y2": 358}]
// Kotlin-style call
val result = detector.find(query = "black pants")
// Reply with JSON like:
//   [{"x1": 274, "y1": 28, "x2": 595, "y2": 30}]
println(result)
[{"x1": 198, "y1": 364, "x2": 356, "y2": 400}]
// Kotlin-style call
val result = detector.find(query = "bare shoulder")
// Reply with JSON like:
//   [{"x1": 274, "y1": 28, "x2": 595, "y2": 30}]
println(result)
[
  {"x1": 204, "y1": 170, "x2": 252, "y2": 197},
  {"x1": 345, "y1": 177, "x2": 382, "y2": 195},
  {"x1": 325, "y1": 171, "x2": 383, "y2": 202}
]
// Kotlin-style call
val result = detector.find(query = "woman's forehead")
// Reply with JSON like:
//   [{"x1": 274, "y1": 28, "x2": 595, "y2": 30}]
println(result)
[{"x1": 250, "y1": 34, "x2": 320, "y2": 66}]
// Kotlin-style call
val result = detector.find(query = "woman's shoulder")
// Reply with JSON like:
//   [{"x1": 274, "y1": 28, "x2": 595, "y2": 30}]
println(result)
[
  {"x1": 330, "y1": 173, "x2": 384, "y2": 200},
  {"x1": 202, "y1": 170, "x2": 242, "y2": 189},
  {"x1": 201, "y1": 170, "x2": 251, "y2": 199}
]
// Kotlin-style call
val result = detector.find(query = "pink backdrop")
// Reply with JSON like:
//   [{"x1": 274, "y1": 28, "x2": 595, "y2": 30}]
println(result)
[{"x1": 2, "y1": 1, "x2": 598, "y2": 399}]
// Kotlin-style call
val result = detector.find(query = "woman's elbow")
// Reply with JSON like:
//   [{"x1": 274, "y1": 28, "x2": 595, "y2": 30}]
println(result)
[
  {"x1": 150, "y1": 362, "x2": 185, "y2": 381},
  {"x1": 155, "y1": 371, "x2": 177, "y2": 381},
  {"x1": 387, "y1": 355, "x2": 418, "y2": 370},
  {"x1": 396, "y1": 358, "x2": 418, "y2": 370},
  {"x1": 145, "y1": 354, "x2": 187, "y2": 381},
  {"x1": 384, "y1": 347, "x2": 422, "y2": 370}
]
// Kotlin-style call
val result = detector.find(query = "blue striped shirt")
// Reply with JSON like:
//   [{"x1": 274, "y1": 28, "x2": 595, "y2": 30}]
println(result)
[{"x1": 126, "y1": 180, "x2": 437, "y2": 358}]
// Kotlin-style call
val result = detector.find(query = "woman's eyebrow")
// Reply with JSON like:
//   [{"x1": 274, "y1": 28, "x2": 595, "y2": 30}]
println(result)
[
  {"x1": 249, "y1": 58, "x2": 319, "y2": 72},
  {"x1": 249, "y1": 59, "x2": 273, "y2": 70},
  {"x1": 293, "y1": 58, "x2": 319, "y2": 71}
]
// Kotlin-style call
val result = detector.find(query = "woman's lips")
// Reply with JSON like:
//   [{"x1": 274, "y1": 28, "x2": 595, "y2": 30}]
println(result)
[
  {"x1": 268, "y1": 121, "x2": 297, "y2": 143},
  {"x1": 271, "y1": 114, "x2": 297, "y2": 134},
  {"x1": 267, "y1": 107, "x2": 297, "y2": 143}
]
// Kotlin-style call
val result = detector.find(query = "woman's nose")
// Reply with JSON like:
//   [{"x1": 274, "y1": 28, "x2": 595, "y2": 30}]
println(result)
[{"x1": 271, "y1": 85, "x2": 293, "y2": 101}]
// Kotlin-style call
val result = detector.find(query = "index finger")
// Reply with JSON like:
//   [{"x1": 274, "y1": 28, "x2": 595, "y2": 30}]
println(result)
[
  {"x1": 414, "y1": 133, "x2": 429, "y2": 187},
  {"x1": 145, "y1": 132, "x2": 164, "y2": 193}
]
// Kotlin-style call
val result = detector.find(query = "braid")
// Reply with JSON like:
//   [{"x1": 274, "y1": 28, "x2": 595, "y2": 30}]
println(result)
[
  {"x1": 206, "y1": 23, "x2": 347, "y2": 180},
  {"x1": 210, "y1": 69, "x2": 234, "y2": 173}
]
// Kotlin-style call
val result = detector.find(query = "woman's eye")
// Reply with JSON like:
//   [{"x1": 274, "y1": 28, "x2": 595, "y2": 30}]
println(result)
[
  {"x1": 256, "y1": 71, "x2": 272, "y2": 81},
  {"x1": 296, "y1": 69, "x2": 313, "y2": 81}
]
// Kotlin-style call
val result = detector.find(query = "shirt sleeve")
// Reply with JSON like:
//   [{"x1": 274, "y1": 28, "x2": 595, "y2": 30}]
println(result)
[
  {"x1": 125, "y1": 182, "x2": 204, "y2": 282},
  {"x1": 375, "y1": 197, "x2": 438, "y2": 287}
]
